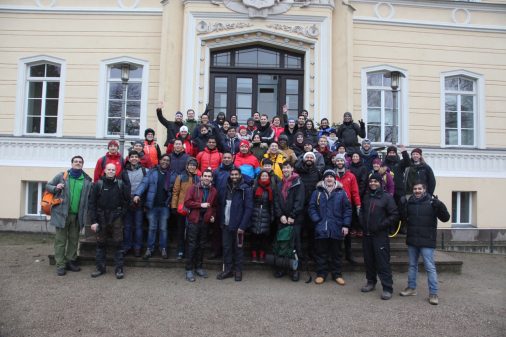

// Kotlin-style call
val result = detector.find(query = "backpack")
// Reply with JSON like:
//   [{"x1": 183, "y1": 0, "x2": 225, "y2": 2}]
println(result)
[
  {"x1": 101, "y1": 155, "x2": 125, "y2": 170},
  {"x1": 95, "y1": 178, "x2": 124, "y2": 198},
  {"x1": 41, "y1": 171, "x2": 68, "y2": 216},
  {"x1": 273, "y1": 226, "x2": 296, "y2": 259}
]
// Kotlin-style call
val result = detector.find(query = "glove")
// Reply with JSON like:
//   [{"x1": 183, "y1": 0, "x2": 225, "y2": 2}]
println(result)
[
  {"x1": 359, "y1": 119, "x2": 365, "y2": 128},
  {"x1": 431, "y1": 196, "x2": 443, "y2": 209}
]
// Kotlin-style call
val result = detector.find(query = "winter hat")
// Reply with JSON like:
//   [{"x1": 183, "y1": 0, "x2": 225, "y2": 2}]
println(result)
[
  {"x1": 323, "y1": 169, "x2": 336, "y2": 179},
  {"x1": 144, "y1": 128, "x2": 155, "y2": 137},
  {"x1": 262, "y1": 158, "x2": 273, "y2": 166},
  {"x1": 108, "y1": 140, "x2": 119, "y2": 148},
  {"x1": 186, "y1": 157, "x2": 198, "y2": 167},
  {"x1": 362, "y1": 139, "x2": 371, "y2": 146},
  {"x1": 239, "y1": 140, "x2": 250, "y2": 148},
  {"x1": 336, "y1": 143, "x2": 346, "y2": 150},
  {"x1": 132, "y1": 140, "x2": 144, "y2": 147},
  {"x1": 239, "y1": 125, "x2": 247, "y2": 132},
  {"x1": 411, "y1": 148, "x2": 423, "y2": 155},
  {"x1": 334, "y1": 153, "x2": 346, "y2": 162},
  {"x1": 343, "y1": 112, "x2": 352, "y2": 119},
  {"x1": 387, "y1": 145, "x2": 398, "y2": 154},
  {"x1": 179, "y1": 125, "x2": 189, "y2": 133},
  {"x1": 247, "y1": 117, "x2": 255, "y2": 124},
  {"x1": 372, "y1": 158, "x2": 382, "y2": 166},
  {"x1": 303, "y1": 139, "x2": 313, "y2": 146},
  {"x1": 175, "y1": 111, "x2": 183, "y2": 117},
  {"x1": 288, "y1": 118, "x2": 295, "y2": 123},
  {"x1": 303, "y1": 152, "x2": 316, "y2": 160},
  {"x1": 369, "y1": 172, "x2": 382, "y2": 182},
  {"x1": 278, "y1": 134, "x2": 288, "y2": 142}
]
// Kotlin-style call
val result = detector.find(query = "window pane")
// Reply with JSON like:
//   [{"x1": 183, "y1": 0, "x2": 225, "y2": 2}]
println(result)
[
  {"x1": 445, "y1": 77, "x2": 459, "y2": 91},
  {"x1": 384, "y1": 90, "x2": 393, "y2": 109},
  {"x1": 459, "y1": 78, "x2": 474, "y2": 92},
  {"x1": 237, "y1": 94, "x2": 252, "y2": 108},
  {"x1": 384, "y1": 125, "x2": 395, "y2": 143},
  {"x1": 30, "y1": 64, "x2": 45, "y2": 77},
  {"x1": 367, "y1": 108, "x2": 381, "y2": 123},
  {"x1": 108, "y1": 101, "x2": 123, "y2": 118},
  {"x1": 461, "y1": 112, "x2": 474, "y2": 129},
  {"x1": 286, "y1": 95, "x2": 298, "y2": 111},
  {"x1": 27, "y1": 99, "x2": 42, "y2": 116},
  {"x1": 109, "y1": 83, "x2": 124, "y2": 99},
  {"x1": 285, "y1": 55, "x2": 301, "y2": 69},
  {"x1": 445, "y1": 95, "x2": 457, "y2": 111},
  {"x1": 382, "y1": 75, "x2": 391, "y2": 87},
  {"x1": 367, "y1": 90, "x2": 381, "y2": 107},
  {"x1": 367, "y1": 125, "x2": 381, "y2": 142},
  {"x1": 46, "y1": 64, "x2": 61, "y2": 77},
  {"x1": 26, "y1": 117, "x2": 41, "y2": 133},
  {"x1": 44, "y1": 117, "x2": 57, "y2": 134},
  {"x1": 236, "y1": 108, "x2": 252, "y2": 124},
  {"x1": 215, "y1": 77, "x2": 228, "y2": 92},
  {"x1": 214, "y1": 93, "x2": 227, "y2": 108},
  {"x1": 451, "y1": 192, "x2": 457, "y2": 223},
  {"x1": 107, "y1": 118, "x2": 121, "y2": 135},
  {"x1": 46, "y1": 82, "x2": 60, "y2": 98},
  {"x1": 213, "y1": 52, "x2": 230, "y2": 67},
  {"x1": 110, "y1": 65, "x2": 122, "y2": 79},
  {"x1": 385, "y1": 108, "x2": 395, "y2": 125},
  {"x1": 127, "y1": 83, "x2": 142, "y2": 100},
  {"x1": 286, "y1": 79, "x2": 299, "y2": 95},
  {"x1": 445, "y1": 129, "x2": 458, "y2": 145},
  {"x1": 45, "y1": 100, "x2": 58, "y2": 116},
  {"x1": 129, "y1": 66, "x2": 142, "y2": 79},
  {"x1": 235, "y1": 49, "x2": 257, "y2": 67},
  {"x1": 126, "y1": 101, "x2": 140, "y2": 118},
  {"x1": 126, "y1": 118, "x2": 140, "y2": 136},
  {"x1": 27, "y1": 182, "x2": 39, "y2": 214},
  {"x1": 28, "y1": 82, "x2": 43, "y2": 98},
  {"x1": 461, "y1": 129, "x2": 474, "y2": 146},
  {"x1": 459, "y1": 192, "x2": 470, "y2": 223},
  {"x1": 258, "y1": 49, "x2": 279, "y2": 67},
  {"x1": 367, "y1": 73, "x2": 382, "y2": 86},
  {"x1": 237, "y1": 78, "x2": 252, "y2": 93},
  {"x1": 461, "y1": 95, "x2": 473, "y2": 112},
  {"x1": 445, "y1": 111, "x2": 457, "y2": 128}
]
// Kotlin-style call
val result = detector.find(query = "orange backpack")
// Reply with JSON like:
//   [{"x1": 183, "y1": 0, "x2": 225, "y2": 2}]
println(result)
[{"x1": 41, "y1": 171, "x2": 68, "y2": 216}]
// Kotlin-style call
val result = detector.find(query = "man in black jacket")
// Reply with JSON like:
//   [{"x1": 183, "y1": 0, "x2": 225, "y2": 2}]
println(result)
[
  {"x1": 336, "y1": 112, "x2": 365, "y2": 154},
  {"x1": 359, "y1": 173, "x2": 399, "y2": 300},
  {"x1": 156, "y1": 103, "x2": 184, "y2": 146},
  {"x1": 399, "y1": 182, "x2": 450, "y2": 305}
]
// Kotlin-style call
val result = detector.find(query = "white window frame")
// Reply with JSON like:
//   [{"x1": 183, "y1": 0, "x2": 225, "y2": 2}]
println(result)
[
  {"x1": 361, "y1": 65, "x2": 409, "y2": 146},
  {"x1": 440, "y1": 70, "x2": 485, "y2": 149},
  {"x1": 96, "y1": 56, "x2": 149, "y2": 139},
  {"x1": 15, "y1": 55, "x2": 66, "y2": 137},
  {"x1": 25, "y1": 181, "x2": 46, "y2": 216},
  {"x1": 452, "y1": 191, "x2": 473, "y2": 227}
]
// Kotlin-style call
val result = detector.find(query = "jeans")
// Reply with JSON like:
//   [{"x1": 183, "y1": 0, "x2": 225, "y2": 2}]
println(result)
[
  {"x1": 123, "y1": 207, "x2": 144, "y2": 250},
  {"x1": 407, "y1": 245, "x2": 438, "y2": 295},
  {"x1": 146, "y1": 207, "x2": 170, "y2": 250}
]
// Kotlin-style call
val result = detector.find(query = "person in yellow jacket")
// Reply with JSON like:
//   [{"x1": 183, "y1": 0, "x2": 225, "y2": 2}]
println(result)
[{"x1": 263, "y1": 142, "x2": 287, "y2": 180}]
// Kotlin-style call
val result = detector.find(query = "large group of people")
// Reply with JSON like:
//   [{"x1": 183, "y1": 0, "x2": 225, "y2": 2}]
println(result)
[{"x1": 46, "y1": 104, "x2": 450, "y2": 305}]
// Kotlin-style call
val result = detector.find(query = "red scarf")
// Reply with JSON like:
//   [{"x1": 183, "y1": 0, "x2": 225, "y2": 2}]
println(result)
[
  {"x1": 255, "y1": 179, "x2": 273, "y2": 201},
  {"x1": 281, "y1": 173, "x2": 298, "y2": 200}
]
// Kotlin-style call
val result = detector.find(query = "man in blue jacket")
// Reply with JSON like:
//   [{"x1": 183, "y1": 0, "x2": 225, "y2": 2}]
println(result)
[
  {"x1": 308, "y1": 170, "x2": 352, "y2": 286},
  {"x1": 216, "y1": 168, "x2": 253, "y2": 282}
]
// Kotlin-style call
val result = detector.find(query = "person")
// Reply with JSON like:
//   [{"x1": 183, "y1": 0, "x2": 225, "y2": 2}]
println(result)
[
  {"x1": 143, "y1": 128, "x2": 161, "y2": 168},
  {"x1": 370, "y1": 158, "x2": 395, "y2": 196},
  {"x1": 271, "y1": 115, "x2": 285, "y2": 142},
  {"x1": 229, "y1": 115, "x2": 239, "y2": 129},
  {"x1": 89, "y1": 163, "x2": 130, "y2": 279},
  {"x1": 184, "y1": 108, "x2": 198, "y2": 136},
  {"x1": 166, "y1": 126, "x2": 196, "y2": 157},
  {"x1": 308, "y1": 170, "x2": 352, "y2": 285},
  {"x1": 121, "y1": 151, "x2": 147, "y2": 257},
  {"x1": 196, "y1": 136, "x2": 223, "y2": 172},
  {"x1": 277, "y1": 134, "x2": 297, "y2": 165},
  {"x1": 359, "y1": 173, "x2": 399, "y2": 300},
  {"x1": 249, "y1": 133, "x2": 267, "y2": 162},
  {"x1": 183, "y1": 169, "x2": 218, "y2": 282},
  {"x1": 360, "y1": 139, "x2": 378, "y2": 171},
  {"x1": 299, "y1": 140, "x2": 325, "y2": 174},
  {"x1": 193, "y1": 123, "x2": 212, "y2": 152},
  {"x1": 237, "y1": 125, "x2": 251, "y2": 141},
  {"x1": 383, "y1": 145, "x2": 410, "y2": 206},
  {"x1": 250, "y1": 170, "x2": 275, "y2": 263},
  {"x1": 348, "y1": 151, "x2": 368, "y2": 237},
  {"x1": 274, "y1": 161, "x2": 305, "y2": 281},
  {"x1": 316, "y1": 136, "x2": 333, "y2": 170},
  {"x1": 127, "y1": 140, "x2": 151, "y2": 168},
  {"x1": 192, "y1": 113, "x2": 216, "y2": 140},
  {"x1": 245, "y1": 117, "x2": 257, "y2": 136},
  {"x1": 281, "y1": 116, "x2": 298, "y2": 145},
  {"x1": 167, "y1": 138, "x2": 190, "y2": 175},
  {"x1": 171, "y1": 157, "x2": 200, "y2": 260},
  {"x1": 156, "y1": 103, "x2": 184, "y2": 146},
  {"x1": 404, "y1": 148, "x2": 436, "y2": 197},
  {"x1": 296, "y1": 114, "x2": 306, "y2": 130},
  {"x1": 93, "y1": 140, "x2": 124, "y2": 182},
  {"x1": 256, "y1": 114, "x2": 275, "y2": 146},
  {"x1": 216, "y1": 168, "x2": 253, "y2": 281},
  {"x1": 263, "y1": 142, "x2": 287, "y2": 180},
  {"x1": 133, "y1": 154, "x2": 175, "y2": 260},
  {"x1": 336, "y1": 112, "x2": 366, "y2": 153},
  {"x1": 252, "y1": 112, "x2": 261, "y2": 128},
  {"x1": 399, "y1": 182, "x2": 450, "y2": 305},
  {"x1": 46, "y1": 155, "x2": 92, "y2": 276},
  {"x1": 327, "y1": 130, "x2": 339, "y2": 151},
  {"x1": 317, "y1": 118, "x2": 335, "y2": 138},
  {"x1": 234, "y1": 140, "x2": 260, "y2": 180},
  {"x1": 290, "y1": 131, "x2": 306, "y2": 158},
  {"x1": 302, "y1": 119, "x2": 318, "y2": 146},
  {"x1": 212, "y1": 111, "x2": 227, "y2": 130},
  {"x1": 221, "y1": 125, "x2": 241, "y2": 155}
]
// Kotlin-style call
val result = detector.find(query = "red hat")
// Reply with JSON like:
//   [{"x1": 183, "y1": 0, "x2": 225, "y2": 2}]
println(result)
[
  {"x1": 239, "y1": 125, "x2": 247, "y2": 131},
  {"x1": 239, "y1": 140, "x2": 250, "y2": 148},
  {"x1": 108, "y1": 140, "x2": 119, "y2": 148}
]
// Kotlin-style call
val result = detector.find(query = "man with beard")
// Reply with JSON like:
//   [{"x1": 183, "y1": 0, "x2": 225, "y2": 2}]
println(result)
[
  {"x1": 336, "y1": 112, "x2": 366, "y2": 154},
  {"x1": 404, "y1": 148, "x2": 436, "y2": 197},
  {"x1": 234, "y1": 140, "x2": 260, "y2": 180},
  {"x1": 360, "y1": 139, "x2": 379, "y2": 171},
  {"x1": 296, "y1": 114, "x2": 306, "y2": 131},
  {"x1": 156, "y1": 103, "x2": 184, "y2": 146},
  {"x1": 221, "y1": 126, "x2": 241, "y2": 156},
  {"x1": 216, "y1": 168, "x2": 253, "y2": 281},
  {"x1": 257, "y1": 114, "x2": 275, "y2": 146},
  {"x1": 184, "y1": 108, "x2": 198, "y2": 136},
  {"x1": 297, "y1": 140, "x2": 325, "y2": 174},
  {"x1": 196, "y1": 137, "x2": 223, "y2": 172}
]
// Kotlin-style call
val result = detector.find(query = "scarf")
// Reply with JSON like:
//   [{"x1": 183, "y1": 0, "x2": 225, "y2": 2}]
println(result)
[
  {"x1": 361, "y1": 146, "x2": 372, "y2": 156},
  {"x1": 69, "y1": 168, "x2": 83, "y2": 179},
  {"x1": 255, "y1": 179, "x2": 273, "y2": 201},
  {"x1": 281, "y1": 173, "x2": 298, "y2": 200}
]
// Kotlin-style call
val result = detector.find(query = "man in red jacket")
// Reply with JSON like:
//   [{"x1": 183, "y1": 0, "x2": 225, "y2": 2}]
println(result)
[
  {"x1": 93, "y1": 140, "x2": 124, "y2": 182},
  {"x1": 196, "y1": 137, "x2": 222, "y2": 172},
  {"x1": 234, "y1": 140, "x2": 260, "y2": 179}
]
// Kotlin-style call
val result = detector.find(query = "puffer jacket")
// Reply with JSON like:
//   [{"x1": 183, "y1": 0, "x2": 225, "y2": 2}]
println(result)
[
  {"x1": 383, "y1": 151, "x2": 410, "y2": 197},
  {"x1": 196, "y1": 147, "x2": 223, "y2": 172},
  {"x1": 250, "y1": 182, "x2": 274, "y2": 235},
  {"x1": 359, "y1": 188, "x2": 399, "y2": 236},
  {"x1": 263, "y1": 152, "x2": 287, "y2": 179},
  {"x1": 134, "y1": 167, "x2": 176, "y2": 209},
  {"x1": 308, "y1": 181, "x2": 352, "y2": 240},
  {"x1": 234, "y1": 152, "x2": 260, "y2": 179},
  {"x1": 274, "y1": 174, "x2": 305, "y2": 223},
  {"x1": 217, "y1": 179, "x2": 253, "y2": 232}
]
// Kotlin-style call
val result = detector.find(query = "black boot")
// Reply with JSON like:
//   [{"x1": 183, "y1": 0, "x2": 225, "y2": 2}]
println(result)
[
  {"x1": 115, "y1": 267, "x2": 124, "y2": 279},
  {"x1": 92, "y1": 244, "x2": 106, "y2": 277}
]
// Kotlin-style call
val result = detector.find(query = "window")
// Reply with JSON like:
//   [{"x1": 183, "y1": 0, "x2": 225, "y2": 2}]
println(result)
[
  {"x1": 211, "y1": 47, "x2": 303, "y2": 69},
  {"x1": 444, "y1": 76, "x2": 476, "y2": 146},
  {"x1": 25, "y1": 181, "x2": 46, "y2": 216},
  {"x1": 452, "y1": 191, "x2": 474, "y2": 227}
]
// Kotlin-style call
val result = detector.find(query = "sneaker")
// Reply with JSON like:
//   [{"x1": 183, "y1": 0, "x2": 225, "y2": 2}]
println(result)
[
  {"x1": 56, "y1": 267, "x2": 66, "y2": 276},
  {"x1": 177, "y1": 252, "x2": 184, "y2": 260},
  {"x1": 361, "y1": 283, "x2": 376, "y2": 292},
  {"x1": 314, "y1": 276, "x2": 325, "y2": 285},
  {"x1": 115, "y1": 267, "x2": 124, "y2": 279},
  {"x1": 400, "y1": 287, "x2": 417, "y2": 296},
  {"x1": 143, "y1": 248, "x2": 152, "y2": 260},
  {"x1": 161, "y1": 248, "x2": 168, "y2": 259},
  {"x1": 185, "y1": 270, "x2": 195, "y2": 282},
  {"x1": 335, "y1": 277, "x2": 346, "y2": 286},
  {"x1": 195, "y1": 268, "x2": 208, "y2": 278},
  {"x1": 381, "y1": 291, "x2": 392, "y2": 300},
  {"x1": 216, "y1": 270, "x2": 233, "y2": 280},
  {"x1": 429, "y1": 294, "x2": 439, "y2": 305},
  {"x1": 291, "y1": 271, "x2": 300, "y2": 282},
  {"x1": 65, "y1": 261, "x2": 81, "y2": 272},
  {"x1": 91, "y1": 268, "x2": 105, "y2": 278},
  {"x1": 234, "y1": 271, "x2": 242, "y2": 282}
]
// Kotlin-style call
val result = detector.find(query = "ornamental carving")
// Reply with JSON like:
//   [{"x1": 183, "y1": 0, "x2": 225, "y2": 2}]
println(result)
[
  {"x1": 217, "y1": 0, "x2": 295, "y2": 18},
  {"x1": 266, "y1": 23, "x2": 320, "y2": 38},
  {"x1": 196, "y1": 21, "x2": 253, "y2": 34}
]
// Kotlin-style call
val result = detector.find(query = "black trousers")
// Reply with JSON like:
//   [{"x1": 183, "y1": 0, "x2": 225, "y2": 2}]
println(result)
[
  {"x1": 175, "y1": 214, "x2": 186, "y2": 255},
  {"x1": 362, "y1": 235, "x2": 393, "y2": 293},
  {"x1": 314, "y1": 238, "x2": 343, "y2": 279},
  {"x1": 250, "y1": 233, "x2": 269, "y2": 253},
  {"x1": 95, "y1": 217, "x2": 124, "y2": 270},
  {"x1": 222, "y1": 229, "x2": 244, "y2": 273},
  {"x1": 185, "y1": 222, "x2": 207, "y2": 271}
]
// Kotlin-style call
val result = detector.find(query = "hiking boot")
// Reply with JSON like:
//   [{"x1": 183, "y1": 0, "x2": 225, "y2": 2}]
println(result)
[
  {"x1": 185, "y1": 270, "x2": 195, "y2": 282},
  {"x1": 115, "y1": 267, "x2": 124, "y2": 280},
  {"x1": 216, "y1": 270, "x2": 233, "y2": 280},
  {"x1": 91, "y1": 268, "x2": 105, "y2": 278},
  {"x1": 335, "y1": 277, "x2": 346, "y2": 286},
  {"x1": 195, "y1": 268, "x2": 208, "y2": 278},
  {"x1": 177, "y1": 252, "x2": 184, "y2": 260},
  {"x1": 314, "y1": 276, "x2": 325, "y2": 285},
  {"x1": 429, "y1": 294, "x2": 439, "y2": 305},
  {"x1": 361, "y1": 283, "x2": 376, "y2": 292},
  {"x1": 56, "y1": 267, "x2": 66, "y2": 276},
  {"x1": 291, "y1": 271, "x2": 300, "y2": 282},
  {"x1": 381, "y1": 291, "x2": 392, "y2": 300},
  {"x1": 65, "y1": 261, "x2": 81, "y2": 272},
  {"x1": 400, "y1": 287, "x2": 417, "y2": 296},
  {"x1": 251, "y1": 250, "x2": 257, "y2": 263},
  {"x1": 274, "y1": 270, "x2": 285, "y2": 278},
  {"x1": 134, "y1": 249, "x2": 141, "y2": 258},
  {"x1": 143, "y1": 248, "x2": 152, "y2": 260},
  {"x1": 161, "y1": 248, "x2": 168, "y2": 259},
  {"x1": 234, "y1": 271, "x2": 242, "y2": 282}
]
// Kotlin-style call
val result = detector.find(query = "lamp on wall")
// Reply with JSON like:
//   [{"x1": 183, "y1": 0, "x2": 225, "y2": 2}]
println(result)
[
  {"x1": 119, "y1": 63, "x2": 130, "y2": 156},
  {"x1": 386, "y1": 70, "x2": 405, "y2": 144}
]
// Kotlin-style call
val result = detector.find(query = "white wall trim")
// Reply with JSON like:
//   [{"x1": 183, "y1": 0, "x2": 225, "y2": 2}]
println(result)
[
  {"x1": 439, "y1": 69, "x2": 485, "y2": 149},
  {"x1": 0, "y1": 5, "x2": 162, "y2": 15},
  {"x1": 15, "y1": 55, "x2": 67, "y2": 137},
  {"x1": 96, "y1": 56, "x2": 150, "y2": 139},
  {"x1": 360, "y1": 64, "x2": 409, "y2": 146}
]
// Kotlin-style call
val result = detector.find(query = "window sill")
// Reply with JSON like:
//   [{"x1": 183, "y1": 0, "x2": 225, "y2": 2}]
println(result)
[{"x1": 20, "y1": 215, "x2": 49, "y2": 221}]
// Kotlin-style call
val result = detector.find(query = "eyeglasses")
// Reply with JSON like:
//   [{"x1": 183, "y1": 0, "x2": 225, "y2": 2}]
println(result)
[{"x1": 73, "y1": 160, "x2": 83, "y2": 164}]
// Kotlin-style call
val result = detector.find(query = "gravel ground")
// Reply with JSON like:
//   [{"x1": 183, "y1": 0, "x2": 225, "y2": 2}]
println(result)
[{"x1": 0, "y1": 233, "x2": 504, "y2": 337}]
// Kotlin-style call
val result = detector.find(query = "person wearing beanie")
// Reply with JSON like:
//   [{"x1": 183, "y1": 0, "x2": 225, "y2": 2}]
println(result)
[
  {"x1": 234, "y1": 139, "x2": 260, "y2": 179},
  {"x1": 336, "y1": 112, "x2": 366, "y2": 153},
  {"x1": 309, "y1": 168, "x2": 352, "y2": 286},
  {"x1": 237, "y1": 125, "x2": 251, "y2": 141},
  {"x1": 277, "y1": 134, "x2": 298, "y2": 165},
  {"x1": 405, "y1": 147, "x2": 436, "y2": 196},
  {"x1": 359, "y1": 172, "x2": 399, "y2": 300},
  {"x1": 46, "y1": 155, "x2": 93, "y2": 276},
  {"x1": 263, "y1": 142, "x2": 288, "y2": 180},
  {"x1": 370, "y1": 158, "x2": 395, "y2": 196},
  {"x1": 250, "y1": 170, "x2": 275, "y2": 263},
  {"x1": 171, "y1": 157, "x2": 201, "y2": 260},
  {"x1": 127, "y1": 140, "x2": 152, "y2": 169},
  {"x1": 93, "y1": 139, "x2": 125, "y2": 182},
  {"x1": 290, "y1": 131, "x2": 306, "y2": 158},
  {"x1": 360, "y1": 138, "x2": 379, "y2": 171},
  {"x1": 143, "y1": 128, "x2": 161, "y2": 169},
  {"x1": 246, "y1": 117, "x2": 257, "y2": 136},
  {"x1": 250, "y1": 132, "x2": 267, "y2": 162},
  {"x1": 156, "y1": 102, "x2": 184, "y2": 146},
  {"x1": 166, "y1": 125, "x2": 196, "y2": 157},
  {"x1": 298, "y1": 140, "x2": 325, "y2": 174}
]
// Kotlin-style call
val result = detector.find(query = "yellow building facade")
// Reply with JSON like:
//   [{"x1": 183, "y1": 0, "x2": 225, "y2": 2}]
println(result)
[{"x1": 0, "y1": 0, "x2": 505, "y2": 230}]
